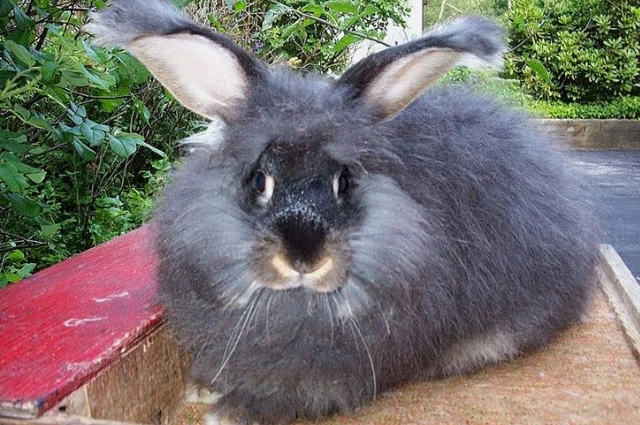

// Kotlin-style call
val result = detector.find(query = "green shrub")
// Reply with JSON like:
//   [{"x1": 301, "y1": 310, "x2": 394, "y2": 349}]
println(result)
[
  {"x1": 0, "y1": 0, "x2": 197, "y2": 286},
  {"x1": 188, "y1": 0, "x2": 408, "y2": 73},
  {"x1": 424, "y1": 0, "x2": 507, "y2": 27},
  {"x1": 504, "y1": 0, "x2": 640, "y2": 102},
  {"x1": 530, "y1": 96, "x2": 640, "y2": 119}
]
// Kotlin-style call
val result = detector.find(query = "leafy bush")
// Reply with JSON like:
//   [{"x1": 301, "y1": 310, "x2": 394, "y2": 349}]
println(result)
[
  {"x1": 0, "y1": 0, "x2": 408, "y2": 287},
  {"x1": 529, "y1": 96, "x2": 640, "y2": 119},
  {"x1": 424, "y1": 0, "x2": 507, "y2": 27},
  {"x1": 504, "y1": 0, "x2": 640, "y2": 102},
  {"x1": 0, "y1": 0, "x2": 197, "y2": 287},
  {"x1": 188, "y1": 0, "x2": 408, "y2": 73}
]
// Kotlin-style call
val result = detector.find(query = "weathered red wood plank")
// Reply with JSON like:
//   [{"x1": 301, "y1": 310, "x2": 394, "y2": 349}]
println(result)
[{"x1": 0, "y1": 226, "x2": 162, "y2": 419}]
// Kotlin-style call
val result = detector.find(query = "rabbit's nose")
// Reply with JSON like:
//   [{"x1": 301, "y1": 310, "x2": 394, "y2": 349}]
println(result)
[{"x1": 275, "y1": 214, "x2": 327, "y2": 273}]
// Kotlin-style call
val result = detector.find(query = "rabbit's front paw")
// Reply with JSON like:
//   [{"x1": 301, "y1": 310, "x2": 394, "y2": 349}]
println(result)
[{"x1": 185, "y1": 382, "x2": 222, "y2": 405}]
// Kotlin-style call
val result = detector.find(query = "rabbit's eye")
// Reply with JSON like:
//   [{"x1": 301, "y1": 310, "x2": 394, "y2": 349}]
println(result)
[
  {"x1": 333, "y1": 168, "x2": 350, "y2": 198},
  {"x1": 254, "y1": 171, "x2": 266, "y2": 192},
  {"x1": 253, "y1": 171, "x2": 274, "y2": 202}
]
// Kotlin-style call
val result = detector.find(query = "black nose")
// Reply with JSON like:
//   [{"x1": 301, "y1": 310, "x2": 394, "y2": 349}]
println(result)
[{"x1": 275, "y1": 212, "x2": 327, "y2": 273}]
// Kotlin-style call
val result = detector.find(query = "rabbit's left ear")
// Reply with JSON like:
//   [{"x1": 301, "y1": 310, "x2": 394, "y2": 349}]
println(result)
[
  {"x1": 84, "y1": 0, "x2": 265, "y2": 122},
  {"x1": 335, "y1": 16, "x2": 505, "y2": 119}
]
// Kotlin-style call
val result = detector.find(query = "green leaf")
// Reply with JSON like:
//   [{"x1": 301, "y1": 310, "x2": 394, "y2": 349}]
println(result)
[
  {"x1": 109, "y1": 133, "x2": 138, "y2": 157},
  {"x1": 134, "y1": 100, "x2": 151, "y2": 124},
  {"x1": 13, "y1": 6, "x2": 35, "y2": 31},
  {"x1": 27, "y1": 115, "x2": 55, "y2": 133},
  {"x1": 0, "y1": 0, "x2": 12, "y2": 18},
  {"x1": 81, "y1": 122, "x2": 96, "y2": 143},
  {"x1": 301, "y1": 3, "x2": 323, "y2": 16},
  {"x1": 233, "y1": 1, "x2": 246, "y2": 11},
  {"x1": 4, "y1": 40, "x2": 35, "y2": 66},
  {"x1": 0, "y1": 139, "x2": 29, "y2": 153},
  {"x1": 72, "y1": 138, "x2": 96, "y2": 161},
  {"x1": 525, "y1": 58, "x2": 551, "y2": 83},
  {"x1": 263, "y1": 4, "x2": 288, "y2": 30},
  {"x1": 361, "y1": 4, "x2": 380, "y2": 16},
  {"x1": 81, "y1": 39, "x2": 105, "y2": 63},
  {"x1": 0, "y1": 163, "x2": 28, "y2": 192},
  {"x1": 325, "y1": 1, "x2": 358, "y2": 15},
  {"x1": 13, "y1": 104, "x2": 30, "y2": 120},
  {"x1": 60, "y1": 70, "x2": 91, "y2": 88},
  {"x1": 76, "y1": 105, "x2": 87, "y2": 118},
  {"x1": 40, "y1": 223, "x2": 61, "y2": 237},
  {"x1": 3, "y1": 193, "x2": 45, "y2": 217},
  {"x1": 26, "y1": 171, "x2": 46, "y2": 183},
  {"x1": 77, "y1": 64, "x2": 115, "y2": 90},
  {"x1": 332, "y1": 34, "x2": 359, "y2": 53},
  {"x1": 16, "y1": 263, "x2": 36, "y2": 277},
  {"x1": 41, "y1": 61, "x2": 58, "y2": 82},
  {"x1": 281, "y1": 22, "x2": 301, "y2": 39},
  {"x1": 2, "y1": 152, "x2": 41, "y2": 174},
  {"x1": 136, "y1": 139, "x2": 166, "y2": 157},
  {"x1": 0, "y1": 131, "x2": 29, "y2": 153},
  {"x1": 7, "y1": 250, "x2": 24, "y2": 261},
  {"x1": 5, "y1": 274, "x2": 21, "y2": 283}
]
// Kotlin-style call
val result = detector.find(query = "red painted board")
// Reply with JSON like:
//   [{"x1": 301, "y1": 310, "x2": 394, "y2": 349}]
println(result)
[{"x1": 0, "y1": 226, "x2": 163, "y2": 419}]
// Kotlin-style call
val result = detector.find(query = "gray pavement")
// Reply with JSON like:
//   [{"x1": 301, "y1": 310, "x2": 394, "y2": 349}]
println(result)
[{"x1": 565, "y1": 150, "x2": 640, "y2": 283}]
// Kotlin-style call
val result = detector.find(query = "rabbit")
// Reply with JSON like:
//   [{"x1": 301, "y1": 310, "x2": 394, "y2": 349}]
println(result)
[{"x1": 85, "y1": 1, "x2": 600, "y2": 424}]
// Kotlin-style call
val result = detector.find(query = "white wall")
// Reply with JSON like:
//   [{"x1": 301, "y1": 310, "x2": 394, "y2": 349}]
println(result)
[{"x1": 351, "y1": 0, "x2": 423, "y2": 63}]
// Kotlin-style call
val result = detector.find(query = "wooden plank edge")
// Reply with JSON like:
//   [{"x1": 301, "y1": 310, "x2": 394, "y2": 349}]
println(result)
[
  {"x1": 0, "y1": 413, "x2": 141, "y2": 425},
  {"x1": 0, "y1": 313, "x2": 165, "y2": 421},
  {"x1": 50, "y1": 324, "x2": 190, "y2": 425},
  {"x1": 598, "y1": 244, "x2": 640, "y2": 357},
  {"x1": 0, "y1": 402, "x2": 43, "y2": 421}
]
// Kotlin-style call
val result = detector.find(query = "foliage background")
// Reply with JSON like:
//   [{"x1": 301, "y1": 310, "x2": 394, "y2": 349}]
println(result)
[{"x1": 1, "y1": 0, "x2": 639, "y2": 287}]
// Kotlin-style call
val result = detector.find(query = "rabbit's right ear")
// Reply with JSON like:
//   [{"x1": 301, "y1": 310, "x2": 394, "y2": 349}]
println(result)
[
  {"x1": 335, "y1": 16, "x2": 505, "y2": 120},
  {"x1": 84, "y1": 0, "x2": 265, "y2": 122}
]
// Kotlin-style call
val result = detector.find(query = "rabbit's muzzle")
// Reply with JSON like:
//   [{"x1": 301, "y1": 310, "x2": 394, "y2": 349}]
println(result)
[{"x1": 251, "y1": 206, "x2": 350, "y2": 294}]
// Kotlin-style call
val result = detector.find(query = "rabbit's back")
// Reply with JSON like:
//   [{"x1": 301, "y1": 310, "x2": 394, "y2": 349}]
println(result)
[{"x1": 382, "y1": 86, "x2": 599, "y2": 375}]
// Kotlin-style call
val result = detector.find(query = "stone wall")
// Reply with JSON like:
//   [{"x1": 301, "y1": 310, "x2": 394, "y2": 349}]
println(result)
[{"x1": 535, "y1": 119, "x2": 640, "y2": 150}]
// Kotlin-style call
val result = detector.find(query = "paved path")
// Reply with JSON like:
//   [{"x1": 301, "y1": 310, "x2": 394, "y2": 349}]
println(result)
[{"x1": 565, "y1": 150, "x2": 640, "y2": 283}]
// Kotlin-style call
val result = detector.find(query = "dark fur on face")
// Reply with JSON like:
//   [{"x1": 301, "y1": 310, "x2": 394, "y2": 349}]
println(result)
[{"x1": 87, "y1": 2, "x2": 600, "y2": 424}]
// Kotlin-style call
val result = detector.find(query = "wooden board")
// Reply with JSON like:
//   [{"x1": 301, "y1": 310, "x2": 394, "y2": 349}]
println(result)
[
  {"x1": 0, "y1": 227, "x2": 161, "y2": 419},
  {"x1": 599, "y1": 244, "x2": 640, "y2": 356},
  {"x1": 75, "y1": 327, "x2": 189, "y2": 424}
]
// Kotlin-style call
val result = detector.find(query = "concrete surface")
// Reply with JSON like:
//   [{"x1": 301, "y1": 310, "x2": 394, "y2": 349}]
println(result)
[{"x1": 566, "y1": 150, "x2": 640, "y2": 283}]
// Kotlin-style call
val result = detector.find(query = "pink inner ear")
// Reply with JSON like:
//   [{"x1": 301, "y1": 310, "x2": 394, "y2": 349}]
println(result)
[
  {"x1": 129, "y1": 33, "x2": 249, "y2": 121},
  {"x1": 363, "y1": 48, "x2": 461, "y2": 118}
]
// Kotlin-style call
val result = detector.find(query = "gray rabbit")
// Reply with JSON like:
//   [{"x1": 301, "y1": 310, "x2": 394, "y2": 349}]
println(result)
[{"x1": 86, "y1": 1, "x2": 599, "y2": 424}]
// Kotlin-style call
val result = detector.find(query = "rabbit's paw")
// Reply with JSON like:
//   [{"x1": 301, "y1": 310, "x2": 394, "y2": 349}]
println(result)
[{"x1": 185, "y1": 382, "x2": 222, "y2": 404}]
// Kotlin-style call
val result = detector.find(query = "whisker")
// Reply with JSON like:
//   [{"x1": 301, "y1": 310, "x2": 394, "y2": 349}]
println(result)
[
  {"x1": 265, "y1": 292, "x2": 275, "y2": 342},
  {"x1": 212, "y1": 297, "x2": 258, "y2": 385},
  {"x1": 336, "y1": 292, "x2": 377, "y2": 401},
  {"x1": 324, "y1": 293, "x2": 335, "y2": 344},
  {"x1": 348, "y1": 315, "x2": 377, "y2": 401}
]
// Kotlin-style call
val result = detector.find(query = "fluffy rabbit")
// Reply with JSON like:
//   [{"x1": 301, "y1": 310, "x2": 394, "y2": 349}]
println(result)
[{"x1": 86, "y1": 1, "x2": 599, "y2": 424}]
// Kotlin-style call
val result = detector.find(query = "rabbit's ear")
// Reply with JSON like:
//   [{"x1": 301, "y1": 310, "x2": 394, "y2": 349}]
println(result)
[
  {"x1": 84, "y1": 0, "x2": 265, "y2": 122},
  {"x1": 336, "y1": 16, "x2": 505, "y2": 119}
]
